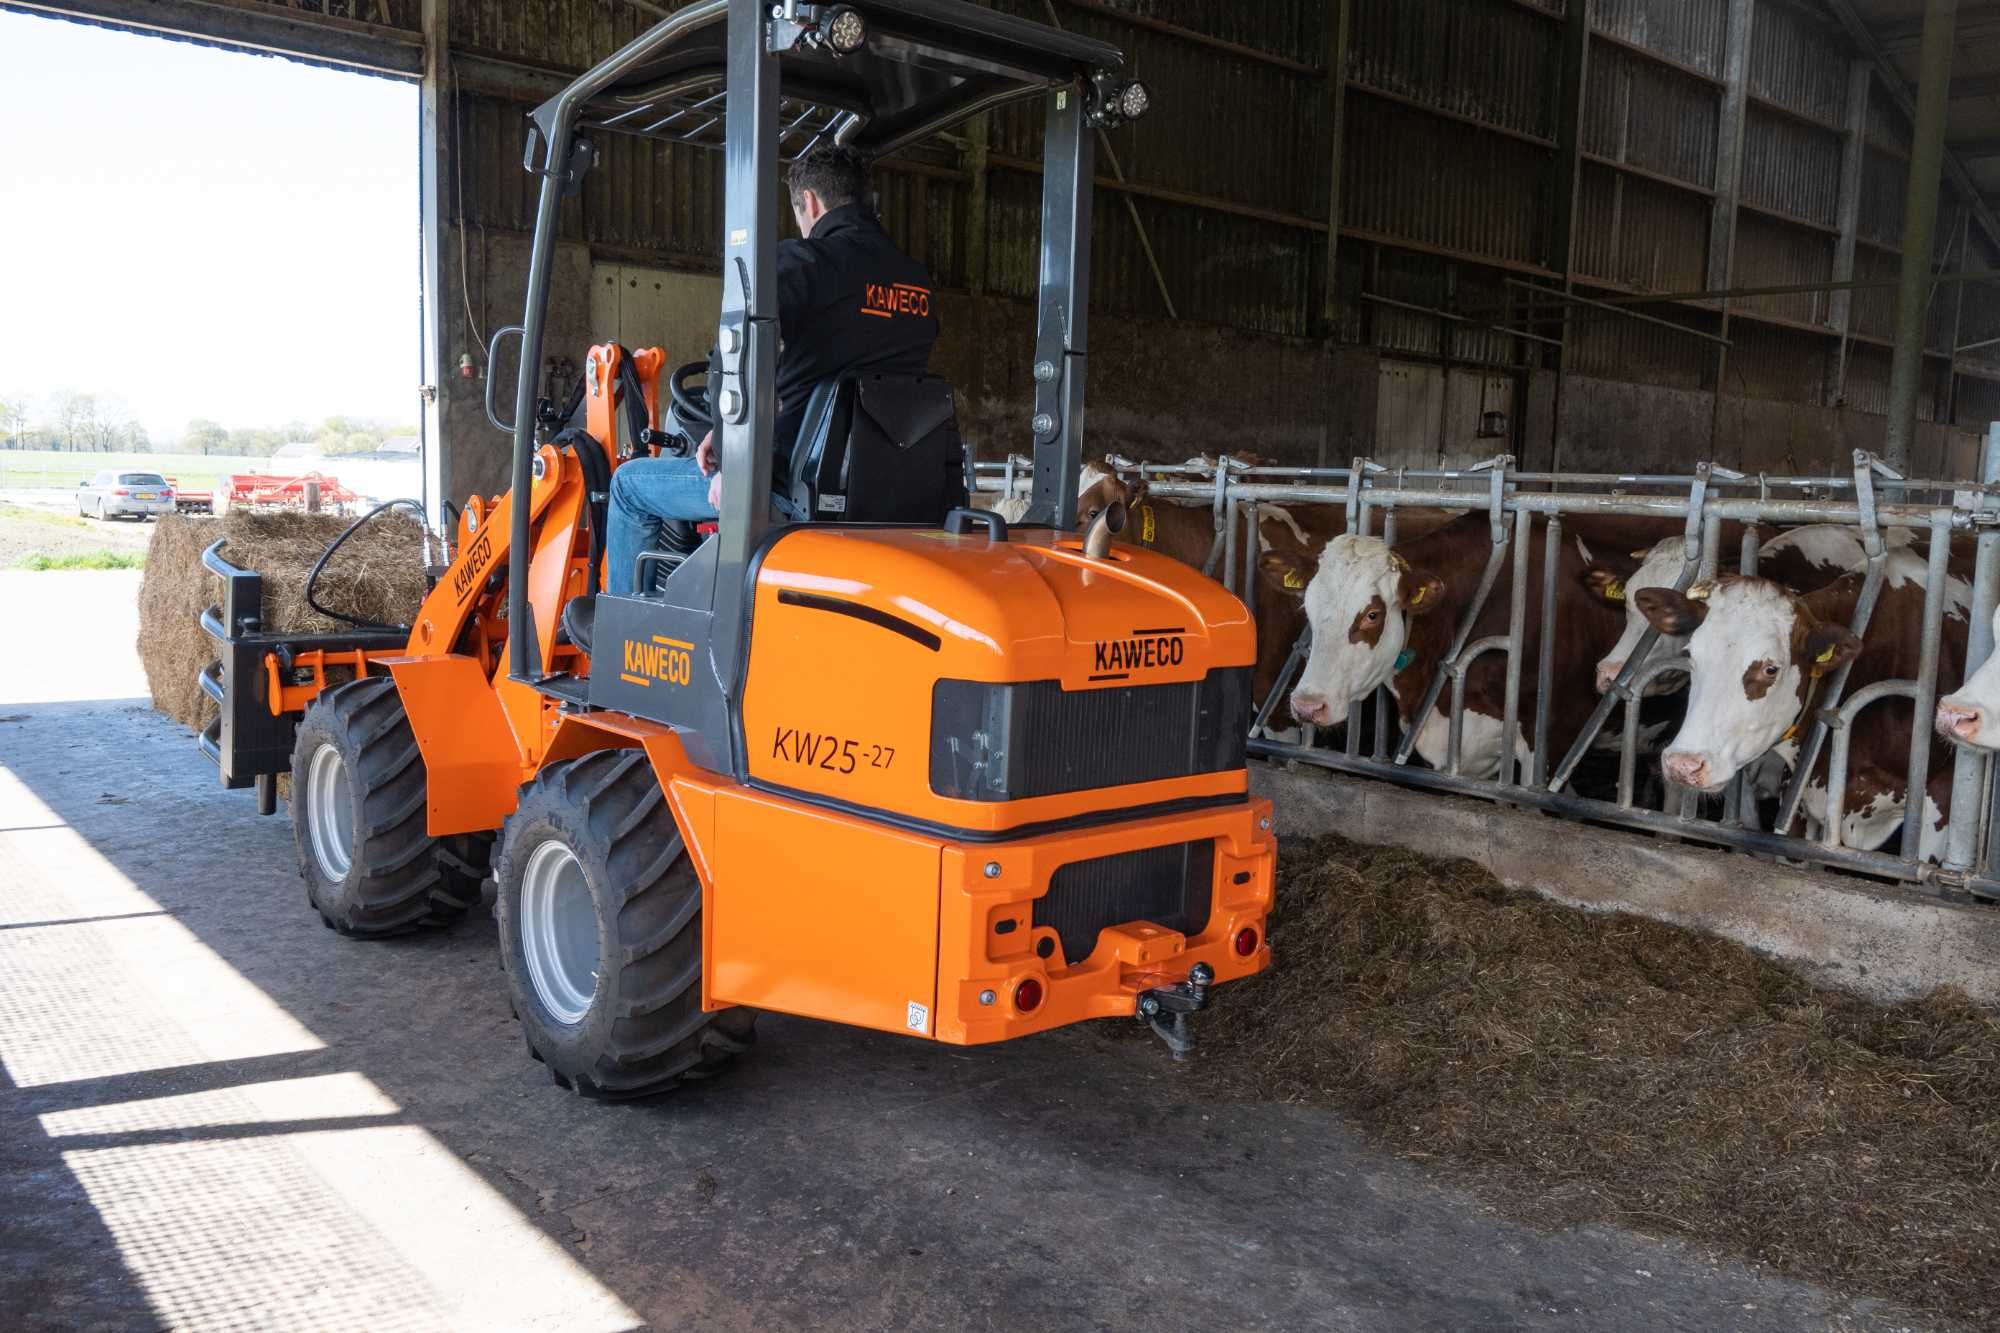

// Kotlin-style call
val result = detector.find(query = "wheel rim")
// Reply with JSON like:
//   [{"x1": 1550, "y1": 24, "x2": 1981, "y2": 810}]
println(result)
[
  {"x1": 520, "y1": 839, "x2": 599, "y2": 1025},
  {"x1": 305, "y1": 742, "x2": 355, "y2": 881}
]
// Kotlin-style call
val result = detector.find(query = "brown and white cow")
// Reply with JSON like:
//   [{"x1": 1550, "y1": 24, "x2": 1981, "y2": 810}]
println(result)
[
  {"x1": 1577, "y1": 524, "x2": 1902, "y2": 695},
  {"x1": 1263, "y1": 512, "x2": 1630, "y2": 779},
  {"x1": 1638, "y1": 549, "x2": 1968, "y2": 856}
]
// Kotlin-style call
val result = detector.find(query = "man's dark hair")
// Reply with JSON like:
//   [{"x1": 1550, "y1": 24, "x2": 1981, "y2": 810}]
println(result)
[{"x1": 787, "y1": 146, "x2": 869, "y2": 212}]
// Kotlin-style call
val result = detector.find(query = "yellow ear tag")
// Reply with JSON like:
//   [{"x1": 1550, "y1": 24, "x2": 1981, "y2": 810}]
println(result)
[
  {"x1": 1604, "y1": 580, "x2": 1626, "y2": 602},
  {"x1": 1140, "y1": 504, "x2": 1156, "y2": 544},
  {"x1": 1816, "y1": 645, "x2": 1836, "y2": 664},
  {"x1": 1409, "y1": 584, "x2": 1427, "y2": 607},
  {"x1": 1687, "y1": 582, "x2": 1713, "y2": 601},
  {"x1": 1282, "y1": 569, "x2": 1306, "y2": 591}
]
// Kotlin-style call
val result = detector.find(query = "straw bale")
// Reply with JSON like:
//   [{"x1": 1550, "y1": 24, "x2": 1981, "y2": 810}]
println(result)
[{"x1": 137, "y1": 509, "x2": 430, "y2": 732}]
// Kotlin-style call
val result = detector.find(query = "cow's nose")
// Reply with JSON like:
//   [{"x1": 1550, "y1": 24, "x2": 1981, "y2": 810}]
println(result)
[
  {"x1": 1596, "y1": 659, "x2": 1624, "y2": 694},
  {"x1": 1938, "y1": 700, "x2": 1986, "y2": 744},
  {"x1": 1662, "y1": 751, "x2": 1711, "y2": 790},
  {"x1": 1289, "y1": 690, "x2": 1331, "y2": 725}
]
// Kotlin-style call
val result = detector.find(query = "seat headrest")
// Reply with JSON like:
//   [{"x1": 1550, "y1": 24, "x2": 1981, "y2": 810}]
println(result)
[{"x1": 855, "y1": 374, "x2": 955, "y2": 447}]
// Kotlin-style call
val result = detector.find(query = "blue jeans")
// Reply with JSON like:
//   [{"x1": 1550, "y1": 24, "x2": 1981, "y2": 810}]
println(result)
[{"x1": 605, "y1": 456, "x2": 717, "y2": 595}]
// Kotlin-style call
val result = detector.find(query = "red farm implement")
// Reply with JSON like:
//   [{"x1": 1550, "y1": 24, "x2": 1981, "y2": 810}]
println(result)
[
  {"x1": 217, "y1": 471, "x2": 360, "y2": 514},
  {"x1": 165, "y1": 477, "x2": 213, "y2": 514}
]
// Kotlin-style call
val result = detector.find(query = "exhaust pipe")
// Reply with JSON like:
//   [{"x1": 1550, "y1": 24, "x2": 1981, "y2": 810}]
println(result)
[{"x1": 1083, "y1": 501, "x2": 1127, "y2": 559}]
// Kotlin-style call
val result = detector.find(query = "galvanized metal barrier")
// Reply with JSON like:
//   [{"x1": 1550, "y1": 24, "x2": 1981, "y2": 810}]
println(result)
[{"x1": 973, "y1": 428, "x2": 2000, "y2": 901}]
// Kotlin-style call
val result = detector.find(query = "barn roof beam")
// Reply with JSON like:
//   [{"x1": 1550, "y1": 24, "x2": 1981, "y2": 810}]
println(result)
[
  {"x1": 0, "y1": 0, "x2": 422, "y2": 77},
  {"x1": 1950, "y1": 71, "x2": 2000, "y2": 97},
  {"x1": 1824, "y1": 0, "x2": 2000, "y2": 256},
  {"x1": 1881, "y1": 3, "x2": 2000, "y2": 52}
]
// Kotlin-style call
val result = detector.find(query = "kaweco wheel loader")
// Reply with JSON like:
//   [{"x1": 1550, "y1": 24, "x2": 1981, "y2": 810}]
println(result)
[{"x1": 197, "y1": 0, "x2": 1273, "y2": 1098}]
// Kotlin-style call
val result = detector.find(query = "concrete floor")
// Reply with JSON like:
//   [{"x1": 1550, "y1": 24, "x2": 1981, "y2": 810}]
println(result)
[{"x1": 0, "y1": 570, "x2": 1925, "y2": 1331}]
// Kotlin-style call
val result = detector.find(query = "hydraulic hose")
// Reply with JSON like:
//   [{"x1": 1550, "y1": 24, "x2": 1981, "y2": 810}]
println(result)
[{"x1": 303, "y1": 497, "x2": 435, "y2": 633}]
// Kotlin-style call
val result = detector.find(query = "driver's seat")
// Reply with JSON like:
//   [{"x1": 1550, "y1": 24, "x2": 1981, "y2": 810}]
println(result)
[{"x1": 780, "y1": 372, "x2": 968, "y2": 524}]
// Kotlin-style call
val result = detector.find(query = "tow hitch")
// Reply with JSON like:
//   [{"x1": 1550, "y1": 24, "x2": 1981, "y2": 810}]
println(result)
[{"x1": 1136, "y1": 962, "x2": 1213, "y2": 1060}]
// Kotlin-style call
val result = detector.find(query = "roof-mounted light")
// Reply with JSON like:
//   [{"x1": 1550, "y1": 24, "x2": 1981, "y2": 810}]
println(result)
[
  {"x1": 823, "y1": 5, "x2": 867, "y2": 54},
  {"x1": 1086, "y1": 71, "x2": 1154, "y2": 128}
]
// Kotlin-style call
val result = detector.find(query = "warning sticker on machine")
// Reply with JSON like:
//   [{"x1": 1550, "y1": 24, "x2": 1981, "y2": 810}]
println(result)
[{"x1": 906, "y1": 1002, "x2": 929, "y2": 1033}]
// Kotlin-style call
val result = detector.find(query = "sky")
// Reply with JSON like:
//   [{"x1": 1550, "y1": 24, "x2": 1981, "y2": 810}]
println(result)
[{"x1": 0, "y1": 11, "x2": 419, "y2": 440}]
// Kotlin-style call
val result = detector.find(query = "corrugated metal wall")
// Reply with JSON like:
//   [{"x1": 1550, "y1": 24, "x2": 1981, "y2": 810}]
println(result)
[{"x1": 438, "y1": 0, "x2": 2000, "y2": 452}]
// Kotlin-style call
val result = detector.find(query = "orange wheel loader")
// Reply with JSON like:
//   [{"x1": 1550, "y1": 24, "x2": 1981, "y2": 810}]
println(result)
[{"x1": 196, "y1": 0, "x2": 1273, "y2": 1098}]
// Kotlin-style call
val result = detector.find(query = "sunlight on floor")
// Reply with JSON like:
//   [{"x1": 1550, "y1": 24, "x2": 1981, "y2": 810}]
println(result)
[
  {"x1": 0, "y1": 571, "x2": 149, "y2": 704},
  {"x1": 2, "y1": 746, "x2": 641, "y2": 1331}
]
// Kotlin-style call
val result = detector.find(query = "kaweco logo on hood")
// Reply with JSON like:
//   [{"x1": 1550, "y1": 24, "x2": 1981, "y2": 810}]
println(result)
[{"x1": 1090, "y1": 627, "x2": 1186, "y2": 681}]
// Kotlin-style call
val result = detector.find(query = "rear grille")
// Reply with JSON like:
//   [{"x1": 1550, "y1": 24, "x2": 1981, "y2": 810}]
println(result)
[
  {"x1": 930, "y1": 669, "x2": 1249, "y2": 802},
  {"x1": 1033, "y1": 840, "x2": 1215, "y2": 967}
]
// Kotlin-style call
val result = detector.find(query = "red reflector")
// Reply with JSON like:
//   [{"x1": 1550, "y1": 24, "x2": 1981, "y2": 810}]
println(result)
[
  {"x1": 1233, "y1": 926, "x2": 1260, "y2": 957},
  {"x1": 1014, "y1": 978, "x2": 1043, "y2": 1012}
]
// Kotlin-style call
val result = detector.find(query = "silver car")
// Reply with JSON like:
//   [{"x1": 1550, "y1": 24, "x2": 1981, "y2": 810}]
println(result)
[{"x1": 78, "y1": 470, "x2": 176, "y2": 520}]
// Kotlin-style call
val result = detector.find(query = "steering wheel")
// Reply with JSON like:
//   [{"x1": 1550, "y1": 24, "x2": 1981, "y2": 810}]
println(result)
[{"x1": 666, "y1": 359, "x2": 713, "y2": 451}]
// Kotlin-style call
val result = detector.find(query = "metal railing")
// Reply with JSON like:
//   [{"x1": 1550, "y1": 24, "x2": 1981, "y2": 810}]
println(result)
[{"x1": 973, "y1": 427, "x2": 2000, "y2": 901}]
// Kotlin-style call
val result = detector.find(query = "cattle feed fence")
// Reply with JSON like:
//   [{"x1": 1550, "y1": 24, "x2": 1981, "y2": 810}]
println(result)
[{"x1": 972, "y1": 425, "x2": 2000, "y2": 903}]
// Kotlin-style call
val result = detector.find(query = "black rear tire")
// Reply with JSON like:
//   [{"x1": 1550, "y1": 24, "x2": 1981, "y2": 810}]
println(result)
[
  {"x1": 497, "y1": 749, "x2": 755, "y2": 1099},
  {"x1": 290, "y1": 676, "x2": 483, "y2": 937}
]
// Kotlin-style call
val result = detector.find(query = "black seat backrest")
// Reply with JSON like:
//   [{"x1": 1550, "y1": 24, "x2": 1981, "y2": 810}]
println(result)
[{"x1": 783, "y1": 373, "x2": 968, "y2": 524}]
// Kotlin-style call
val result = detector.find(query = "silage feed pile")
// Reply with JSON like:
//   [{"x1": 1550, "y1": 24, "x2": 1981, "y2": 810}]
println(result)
[
  {"x1": 137, "y1": 509, "x2": 431, "y2": 732},
  {"x1": 1195, "y1": 833, "x2": 2000, "y2": 1326}
]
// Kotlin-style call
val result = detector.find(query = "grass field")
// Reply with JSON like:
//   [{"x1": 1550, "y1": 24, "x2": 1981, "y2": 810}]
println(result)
[
  {"x1": 0, "y1": 501, "x2": 155, "y2": 570},
  {"x1": 0, "y1": 450, "x2": 239, "y2": 493},
  {"x1": 18, "y1": 551, "x2": 146, "y2": 570}
]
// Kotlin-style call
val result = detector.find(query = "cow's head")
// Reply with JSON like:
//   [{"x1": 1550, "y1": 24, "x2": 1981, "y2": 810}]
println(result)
[
  {"x1": 1078, "y1": 460, "x2": 1144, "y2": 529},
  {"x1": 1938, "y1": 603, "x2": 2000, "y2": 748},
  {"x1": 1265, "y1": 534, "x2": 1445, "y2": 726},
  {"x1": 1576, "y1": 538, "x2": 1683, "y2": 694},
  {"x1": 1640, "y1": 578, "x2": 1860, "y2": 793}
]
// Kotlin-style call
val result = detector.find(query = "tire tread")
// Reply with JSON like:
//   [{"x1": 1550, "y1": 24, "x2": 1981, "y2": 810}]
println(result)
[
  {"x1": 498, "y1": 749, "x2": 752, "y2": 1099},
  {"x1": 291, "y1": 676, "x2": 486, "y2": 937}
]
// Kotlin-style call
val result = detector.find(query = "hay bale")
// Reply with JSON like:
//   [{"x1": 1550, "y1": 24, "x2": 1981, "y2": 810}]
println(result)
[
  {"x1": 137, "y1": 509, "x2": 431, "y2": 732},
  {"x1": 1191, "y1": 834, "x2": 2000, "y2": 1326}
]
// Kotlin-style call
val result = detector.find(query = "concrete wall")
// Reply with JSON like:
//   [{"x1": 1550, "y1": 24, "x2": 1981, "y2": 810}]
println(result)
[
  {"x1": 1554, "y1": 372, "x2": 1984, "y2": 478},
  {"x1": 1254, "y1": 762, "x2": 2000, "y2": 1006}
]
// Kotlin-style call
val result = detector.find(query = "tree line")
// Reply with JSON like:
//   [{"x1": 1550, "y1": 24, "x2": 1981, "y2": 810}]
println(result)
[{"x1": 0, "y1": 391, "x2": 414, "y2": 458}]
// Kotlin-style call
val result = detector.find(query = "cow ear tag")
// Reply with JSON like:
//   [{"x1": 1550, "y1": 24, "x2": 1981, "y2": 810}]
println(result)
[
  {"x1": 1282, "y1": 569, "x2": 1306, "y2": 591},
  {"x1": 1140, "y1": 504, "x2": 1156, "y2": 544},
  {"x1": 1810, "y1": 643, "x2": 1838, "y2": 677},
  {"x1": 1604, "y1": 580, "x2": 1626, "y2": 602},
  {"x1": 1687, "y1": 581, "x2": 1713, "y2": 601},
  {"x1": 1408, "y1": 584, "x2": 1427, "y2": 607},
  {"x1": 1394, "y1": 649, "x2": 1415, "y2": 671}
]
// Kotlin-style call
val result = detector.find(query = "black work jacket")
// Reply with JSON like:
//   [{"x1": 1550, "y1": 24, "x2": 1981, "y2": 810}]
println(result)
[{"x1": 771, "y1": 204, "x2": 940, "y2": 450}]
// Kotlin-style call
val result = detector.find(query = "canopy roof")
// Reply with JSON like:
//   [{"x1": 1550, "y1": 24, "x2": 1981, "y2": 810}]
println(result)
[{"x1": 544, "y1": 0, "x2": 1125, "y2": 159}]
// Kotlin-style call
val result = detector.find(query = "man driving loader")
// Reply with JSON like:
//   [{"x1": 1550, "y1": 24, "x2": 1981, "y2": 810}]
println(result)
[{"x1": 600, "y1": 145, "x2": 940, "y2": 598}]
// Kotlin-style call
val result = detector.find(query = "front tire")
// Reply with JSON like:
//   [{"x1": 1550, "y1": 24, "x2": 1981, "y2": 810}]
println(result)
[
  {"x1": 290, "y1": 676, "x2": 483, "y2": 937},
  {"x1": 497, "y1": 749, "x2": 754, "y2": 1098}
]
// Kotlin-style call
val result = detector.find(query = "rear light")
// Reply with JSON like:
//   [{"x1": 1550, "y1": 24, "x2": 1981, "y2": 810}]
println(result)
[
  {"x1": 114, "y1": 488, "x2": 130, "y2": 496},
  {"x1": 1233, "y1": 926, "x2": 1260, "y2": 956},
  {"x1": 1013, "y1": 978, "x2": 1043, "y2": 1013}
]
